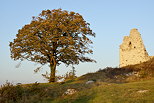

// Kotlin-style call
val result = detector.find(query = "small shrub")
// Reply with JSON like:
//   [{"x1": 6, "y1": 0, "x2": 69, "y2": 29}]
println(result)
[{"x1": 0, "y1": 81, "x2": 23, "y2": 103}]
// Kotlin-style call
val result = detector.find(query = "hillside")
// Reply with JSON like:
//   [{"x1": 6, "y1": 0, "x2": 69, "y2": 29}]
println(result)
[
  {"x1": 53, "y1": 78, "x2": 154, "y2": 103},
  {"x1": 123, "y1": 57, "x2": 154, "y2": 79},
  {"x1": 1, "y1": 61, "x2": 154, "y2": 103},
  {"x1": 1, "y1": 76, "x2": 154, "y2": 103},
  {"x1": 126, "y1": 57, "x2": 154, "y2": 70}
]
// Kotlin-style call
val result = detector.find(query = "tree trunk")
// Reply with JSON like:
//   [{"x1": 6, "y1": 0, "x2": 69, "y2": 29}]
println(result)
[{"x1": 49, "y1": 63, "x2": 56, "y2": 83}]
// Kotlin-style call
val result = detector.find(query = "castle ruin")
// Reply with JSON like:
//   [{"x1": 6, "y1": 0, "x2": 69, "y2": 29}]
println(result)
[{"x1": 120, "y1": 28, "x2": 151, "y2": 67}]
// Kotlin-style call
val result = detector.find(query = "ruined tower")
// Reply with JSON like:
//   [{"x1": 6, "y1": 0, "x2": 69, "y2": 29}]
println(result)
[{"x1": 120, "y1": 28, "x2": 150, "y2": 67}]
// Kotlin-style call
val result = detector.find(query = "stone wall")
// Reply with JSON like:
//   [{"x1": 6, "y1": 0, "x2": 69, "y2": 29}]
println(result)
[{"x1": 119, "y1": 29, "x2": 150, "y2": 67}]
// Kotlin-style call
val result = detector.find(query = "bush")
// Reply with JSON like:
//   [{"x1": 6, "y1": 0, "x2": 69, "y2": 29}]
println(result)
[
  {"x1": 0, "y1": 81, "x2": 47, "y2": 103},
  {"x1": 0, "y1": 81, "x2": 23, "y2": 103}
]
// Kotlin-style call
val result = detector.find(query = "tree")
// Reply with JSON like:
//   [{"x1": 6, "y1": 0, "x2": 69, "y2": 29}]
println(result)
[{"x1": 10, "y1": 9, "x2": 96, "y2": 82}]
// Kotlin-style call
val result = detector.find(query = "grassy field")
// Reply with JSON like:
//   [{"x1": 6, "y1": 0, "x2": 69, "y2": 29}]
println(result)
[
  {"x1": 1, "y1": 66, "x2": 154, "y2": 103},
  {"x1": 1, "y1": 76, "x2": 154, "y2": 103},
  {"x1": 52, "y1": 78, "x2": 154, "y2": 103}
]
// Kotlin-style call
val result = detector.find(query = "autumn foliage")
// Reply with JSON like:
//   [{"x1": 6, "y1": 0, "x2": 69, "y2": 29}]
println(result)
[{"x1": 10, "y1": 9, "x2": 95, "y2": 82}]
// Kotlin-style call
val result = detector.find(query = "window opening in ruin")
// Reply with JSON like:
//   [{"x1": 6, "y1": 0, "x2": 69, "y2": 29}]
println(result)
[
  {"x1": 128, "y1": 42, "x2": 132, "y2": 48},
  {"x1": 134, "y1": 46, "x2": 136, "y2": 48}
]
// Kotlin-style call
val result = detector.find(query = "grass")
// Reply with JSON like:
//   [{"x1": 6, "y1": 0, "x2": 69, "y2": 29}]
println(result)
[
  {"x1": 1, "y1": 65, "x2": 154, "y2": 103},
  {"x1": 124, "y1": 57, "x2": 154, "y2": 78},
  {"x1": 53, "y1": 78, "x2": 154, "y2": 103}
]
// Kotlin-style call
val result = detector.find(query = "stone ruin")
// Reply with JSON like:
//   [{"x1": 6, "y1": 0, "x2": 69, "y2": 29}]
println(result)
[{"x1": 119, "y1": 28, "x2": 152, "y2": 67}]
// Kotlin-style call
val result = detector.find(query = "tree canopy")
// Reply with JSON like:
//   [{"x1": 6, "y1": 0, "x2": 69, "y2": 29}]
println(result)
[{"x1": 10, "y1": 9, "x2": 96, "y2": 82}]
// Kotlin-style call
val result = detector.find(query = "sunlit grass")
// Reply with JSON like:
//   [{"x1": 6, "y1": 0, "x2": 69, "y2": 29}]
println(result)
[
  {"x1": 1, "y1": 66, "x2": 154, "y2": 103},
  {"x1": 52, "y1": 78, "x2": 154, "y2": 103}
]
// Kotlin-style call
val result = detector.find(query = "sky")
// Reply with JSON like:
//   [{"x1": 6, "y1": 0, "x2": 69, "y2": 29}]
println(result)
[{"x1": 0, "y1": 0, "x2": 154, "y2": 85}]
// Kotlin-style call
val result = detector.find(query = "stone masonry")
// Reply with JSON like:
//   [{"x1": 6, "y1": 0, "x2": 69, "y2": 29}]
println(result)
[{"x1": 120, "y1": 28, "x2": 151, "y2": 67}]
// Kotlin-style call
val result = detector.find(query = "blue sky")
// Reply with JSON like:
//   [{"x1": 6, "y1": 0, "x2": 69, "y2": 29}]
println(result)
[{"x1": 0, "y1": 0, "x2": 154, "y2": 85}]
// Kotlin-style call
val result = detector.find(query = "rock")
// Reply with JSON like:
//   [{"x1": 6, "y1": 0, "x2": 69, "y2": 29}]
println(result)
[
  {"x1": 137, "y1": 90, "x2": 148, "y2": 93},
  {"x1": 86, "y1": 80, "x2": 94, "y2": 84},
  {"x1": 16, "y1": 83, "x2": 22, "y2": 85},
  {"x1": 125, "y1": 72, "x2": 133, "y2": 76},
  {"x1": 63, "y1": 89, "x2": 77, "y2": 96}
]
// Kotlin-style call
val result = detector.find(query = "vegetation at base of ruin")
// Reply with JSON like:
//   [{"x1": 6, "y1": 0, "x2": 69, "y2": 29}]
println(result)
[
  {"x1": 123, "y1": 57, "x2": 154, "y2": 79},
  {"x1": 1, "y1": 65, "x2": 154, "y2": 103},
  {"x1": 9, "y1": 9, "x2": 95, "y2": 83}
]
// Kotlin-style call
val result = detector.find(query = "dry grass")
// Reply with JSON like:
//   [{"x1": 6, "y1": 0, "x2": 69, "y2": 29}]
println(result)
[{"x1": 1, "y1": 60, "x2": 154, "y2": 103}]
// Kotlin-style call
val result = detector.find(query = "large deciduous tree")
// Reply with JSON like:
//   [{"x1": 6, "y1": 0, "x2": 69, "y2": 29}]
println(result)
[{"x1": 10, "y1": 9, "x2": 96, "y2": 82}]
